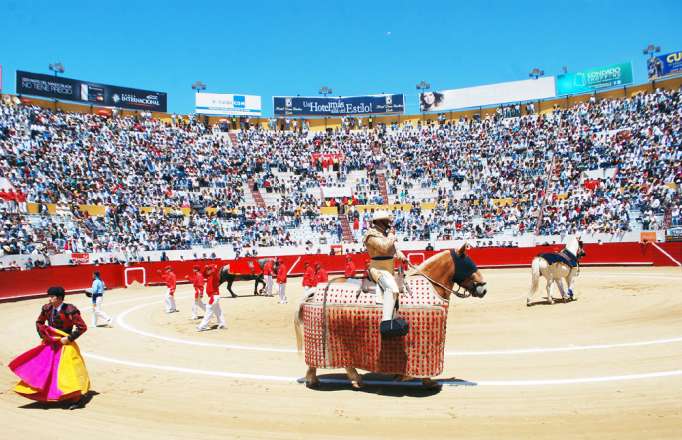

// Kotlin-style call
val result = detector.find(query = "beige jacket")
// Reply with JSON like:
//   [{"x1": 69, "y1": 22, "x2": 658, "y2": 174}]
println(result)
[{"x1": 363, "y1": 226, "x2": 406, "y2": 281}]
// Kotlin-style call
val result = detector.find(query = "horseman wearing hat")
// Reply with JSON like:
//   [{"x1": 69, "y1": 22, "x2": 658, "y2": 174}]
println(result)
[{"x1": 363, "y1": 211, "x2": 407, "y2": 324}]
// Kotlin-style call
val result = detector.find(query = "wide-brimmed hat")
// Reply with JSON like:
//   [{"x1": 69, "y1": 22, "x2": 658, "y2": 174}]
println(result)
[{"x1": 372, "y1": 211, "x2": 391, "y2": 222}]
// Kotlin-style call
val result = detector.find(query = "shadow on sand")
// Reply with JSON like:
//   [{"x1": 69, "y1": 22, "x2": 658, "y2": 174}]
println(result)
[
  {"x1": 298, "y1": 373, "x2": 477, "y2": 397},
  {"x1": 527, "y1": 297, "x2": 577, "y2": 307},
  {"x1": 19, "y1": 390, "x2": 99, "y2": 410}
]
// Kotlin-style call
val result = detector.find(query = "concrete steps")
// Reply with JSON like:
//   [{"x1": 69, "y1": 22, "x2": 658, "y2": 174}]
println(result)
[
  {"x1": 339, "y1": 214, "x2": 355, "y2": 243},
  {"x1": 246, "y1": 177, "x2": 266, "y2": 209}
]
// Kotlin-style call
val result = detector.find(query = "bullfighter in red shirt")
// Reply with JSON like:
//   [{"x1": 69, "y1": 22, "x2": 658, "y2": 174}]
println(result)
[
  {"x1": 276, "y1": 259, "x2": 288, "y2": 304},
  {"x1": 186, "y1": 265, "x2": 206, "y2": 319},
  {"x1": 197, "y1": 265, "x2": 226, "y2": 331},
  {"x1": 262, "y1": 258, "x2": 275, "y2": 297},
  {"x1": 315, "y1": 263, "x2": 328, "y2": 285},
  {"x1": 344, "y1": 256, "x2": 356, "y2": 278},
  {"x1": 157, "y1": 266, "x2": 178, "y2": 313}
]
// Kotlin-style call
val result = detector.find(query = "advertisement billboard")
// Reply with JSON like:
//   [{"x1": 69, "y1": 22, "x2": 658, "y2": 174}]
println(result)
[
  {"x1": 648, "y1": 51, "x2": 682, "y2": 79},
  {"x1": 419, "y1": 77, "x2": 556, "y2": 112},
  {"x1": 16, "y1": 70, "x2": 167, "y2": 112},
  {"x1": 273, "y1": 94, "x2": 404, "y2": 116},
  {"x1": 555, "y1": 62, "x2": 633, "y2": 95},
  {"x1": 195, "y1": 93, "x2": 261, "y2": 116}
]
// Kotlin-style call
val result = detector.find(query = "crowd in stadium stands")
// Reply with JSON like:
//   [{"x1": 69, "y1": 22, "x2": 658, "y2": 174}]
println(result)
[{"x1": 0, "y1": 86, "x2": 680, "y2": 262}]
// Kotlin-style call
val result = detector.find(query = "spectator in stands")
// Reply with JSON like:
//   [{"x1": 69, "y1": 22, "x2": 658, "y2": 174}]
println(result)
[{"x1": 0, "y1": 87, "x2": 680, "y2": 259}]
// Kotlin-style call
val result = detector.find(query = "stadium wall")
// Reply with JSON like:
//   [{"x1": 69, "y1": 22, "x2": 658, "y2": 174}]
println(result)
[{"x1": 1, "y1": 242, "x2": 679, "y2": 301}]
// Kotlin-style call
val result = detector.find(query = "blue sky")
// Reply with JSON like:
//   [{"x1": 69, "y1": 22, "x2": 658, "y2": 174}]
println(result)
[{"x1": 1, "y1": 0, "x2": 681, "y2": 116}]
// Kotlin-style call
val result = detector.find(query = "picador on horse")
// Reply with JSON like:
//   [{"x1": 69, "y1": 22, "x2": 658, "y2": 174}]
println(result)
[
  {"x1": 295, "y1": 210, "x2": 488, "y2": 389},
  {"x1": 364, "y1": 211, "x2": 409, "y2": 333}
]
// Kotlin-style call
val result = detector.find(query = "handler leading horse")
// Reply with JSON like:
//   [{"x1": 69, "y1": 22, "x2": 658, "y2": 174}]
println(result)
[
  {"x1": 294, "y1": 244, "x2": 487, "y2": 389},
  {"x1": 218, "y1": 261, "x2": 266, "y2": 298},
  {"x1": 527, "y1": 235, "x2": 586, "y2": 306}
]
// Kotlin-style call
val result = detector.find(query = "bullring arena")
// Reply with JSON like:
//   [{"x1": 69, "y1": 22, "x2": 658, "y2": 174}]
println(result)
[
  {"x1": 2, "y1": 4, "x2": 682, "y2": 437},
  {"x1": 1, "y1": 255, "x2": 681, "y2": 439}
]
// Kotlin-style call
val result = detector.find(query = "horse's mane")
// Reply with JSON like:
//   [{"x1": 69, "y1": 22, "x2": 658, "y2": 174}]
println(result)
[
  {"x1": 408, "y1": 250, "x2": 451, "y2": 276},
  {"x1": 564, "y1": 236, "x2": 580, "y2": 254}
]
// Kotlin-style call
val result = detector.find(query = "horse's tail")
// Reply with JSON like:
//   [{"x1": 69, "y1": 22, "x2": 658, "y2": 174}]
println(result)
[
  {"x1": 218, "y1": 266, "x2": 229, "y2": 286},
  {"x1": 530, "y1": 257, "x2": 542, "y2": 296},
  {"x1": 294, "y1": 303, "x2": 304, "y2": 353}
]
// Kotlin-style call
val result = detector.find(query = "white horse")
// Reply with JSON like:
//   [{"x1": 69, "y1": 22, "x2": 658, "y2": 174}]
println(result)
[{"x1": 527, "y1": 236, "x2": 586, "y2": 306}]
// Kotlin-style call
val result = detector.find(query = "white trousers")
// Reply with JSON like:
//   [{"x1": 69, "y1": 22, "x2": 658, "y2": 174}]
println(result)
[
  {"x1": 192, "y1": 298, "x2": 206, "y2": 319},
  {"x1": 303, "y1": 286, "x2": 313, "y2": 299},
  {"x1": 165, "y1": 292, "x2": 177, "y2": 313},
  {"x1": 197, "y1": 296, "x2": 225, "y2": 330},
  {"x1": 277, "y1": 283, "x2": 287, "y2": 303},
  {"x1": 265, "y1": 275, "x2": 273, "y2": 296},
  {"x1": 376, "y1": 271, "x2": 398, "y2": 322},
  {"x1": 91, "y1": 296, "x2": 111, "y2": 326}
]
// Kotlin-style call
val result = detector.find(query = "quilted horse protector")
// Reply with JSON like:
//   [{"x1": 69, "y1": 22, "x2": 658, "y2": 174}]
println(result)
[{"x1": 302, "y1": 276, "x2": 449, "y2": 378}]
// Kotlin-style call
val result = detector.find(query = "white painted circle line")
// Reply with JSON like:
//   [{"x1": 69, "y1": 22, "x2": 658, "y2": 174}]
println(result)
[
  {"x1": 82, "y1": 351, "x2": 682, "y2": 386},
  {"x1": 84, "y1": 352, "x2": 297, "y2": 382},
  {"x1": 473, "y1": 370, "x2": 682, "y2": 386},
  {"x1": 116, "y1": 298, "x2": 297, "y2": 353},
  {"x1": 116, "y1": 298, "x2": 682, "y2": 356},
  {"x1": 446, "y1": 337, "x2": 682, "y2": 356}
]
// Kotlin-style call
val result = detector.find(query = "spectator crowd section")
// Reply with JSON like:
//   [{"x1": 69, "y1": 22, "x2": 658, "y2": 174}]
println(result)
[{"x1": 0, "y1": 86, "x2": 680, "y2": 265}]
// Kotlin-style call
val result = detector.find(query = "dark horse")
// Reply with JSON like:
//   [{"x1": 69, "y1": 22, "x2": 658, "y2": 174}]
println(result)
[{"x1": 218, "y1": 264, "x2": 266, "y2": 297}]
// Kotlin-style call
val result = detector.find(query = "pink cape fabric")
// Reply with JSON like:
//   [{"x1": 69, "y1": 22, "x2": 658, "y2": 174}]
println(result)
[{"x1": 8, "y1": 325, "x2": 89, "y2": 402}]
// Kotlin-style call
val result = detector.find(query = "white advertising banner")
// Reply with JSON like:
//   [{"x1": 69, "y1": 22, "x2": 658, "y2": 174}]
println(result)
[
  {"x1": 195, "y1": 93, "x2": 262, "y2": 116},
  {"x1": 420, "y1": 77, "x2": 556, "y2": 112}
]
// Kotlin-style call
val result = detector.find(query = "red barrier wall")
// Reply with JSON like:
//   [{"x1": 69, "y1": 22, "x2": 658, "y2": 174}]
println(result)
[
  {"x1": 1, "y1": 242, "x2": 679, "y2": 300},
  {"x1": 0, "y1": 263, "x2": 123, "y2": 300}
]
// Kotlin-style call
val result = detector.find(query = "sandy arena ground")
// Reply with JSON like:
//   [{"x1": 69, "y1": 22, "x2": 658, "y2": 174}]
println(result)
[{"x1": 1, "y1": 267, "x2": 681, "y2": 439}]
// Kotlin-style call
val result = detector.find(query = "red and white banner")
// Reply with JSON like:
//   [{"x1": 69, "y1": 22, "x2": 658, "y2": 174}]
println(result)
[{"x1": 71, "y1": 252, "x2": 90, "y2": 264}]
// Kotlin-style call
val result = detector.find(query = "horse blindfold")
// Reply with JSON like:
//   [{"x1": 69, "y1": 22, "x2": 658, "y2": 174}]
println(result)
[{"x1": 450, "y1": 249, "x2": 478, "y2": 284}]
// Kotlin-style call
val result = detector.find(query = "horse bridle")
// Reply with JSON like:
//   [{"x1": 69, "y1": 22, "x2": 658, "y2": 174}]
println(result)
[{"x1": 408, "y1": 262, "x2": 480, "y2": 299}]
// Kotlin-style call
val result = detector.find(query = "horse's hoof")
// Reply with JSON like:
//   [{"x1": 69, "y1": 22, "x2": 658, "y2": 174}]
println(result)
[
  {"x1": 396, "y1": 375, "x2": 415, "y2": 382},
  {"x1": 351, "y1": 380, "x2": 364, "y2": 389},
  {"x1": 305, "y1": 379, "x2": 320, "y2": 389},
  {"x1": 422, "y1": 379, "x2": 441, "y2": 389},
  {"x1": 231, "y1": 294, "x2": 238, "y2": 298}
]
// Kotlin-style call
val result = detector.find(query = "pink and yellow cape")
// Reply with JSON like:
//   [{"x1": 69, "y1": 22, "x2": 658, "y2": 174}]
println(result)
[{"x1": 8, "y1": 326, "x2": 90, "y2": 402}]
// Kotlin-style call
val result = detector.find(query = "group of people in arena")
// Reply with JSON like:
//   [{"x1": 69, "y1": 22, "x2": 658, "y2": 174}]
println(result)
[{"x1": 0, "y1": 87, "x2": 680, "y2": 263}]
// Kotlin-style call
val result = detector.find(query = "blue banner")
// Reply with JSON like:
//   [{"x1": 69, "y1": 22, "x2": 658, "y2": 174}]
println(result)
[
  {"x1": 648, "y1": 51, "x2": 682, "y2": 79},
  {"x1": 273, "y1": 94, "x2": 404, "y2": 116}
]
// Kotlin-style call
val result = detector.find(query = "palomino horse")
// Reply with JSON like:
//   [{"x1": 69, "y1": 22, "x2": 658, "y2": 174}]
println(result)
[
  {"x1": 294, "y1": 244, "x2": 487, "y2": 389},
  {"x1": 218, "y1": 265, "x2": 265, "y2": 297},
  {"x1": 527, "y1": 236, "x2": 586, "y2": 306}
]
